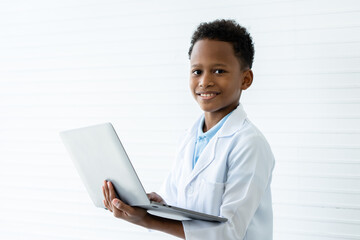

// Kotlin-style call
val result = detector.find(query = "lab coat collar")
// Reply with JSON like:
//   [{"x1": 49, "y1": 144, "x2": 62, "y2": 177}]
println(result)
[
  {"x1": 183, "y1": 104, "x2": 247, "y2": 185},
  {"x1": 217, "y1": 104, "x2": 247, "y2": 138}
]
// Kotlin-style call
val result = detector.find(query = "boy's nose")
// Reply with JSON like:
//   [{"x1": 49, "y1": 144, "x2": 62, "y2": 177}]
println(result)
[{"x1": 199, "y1": 73, "x2": 214, "y2": 88}]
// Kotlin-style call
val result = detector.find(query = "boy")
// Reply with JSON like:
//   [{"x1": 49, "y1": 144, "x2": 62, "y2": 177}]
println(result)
[{"x1": 103, "y1": 19, "x2": 275, "y2": 239}]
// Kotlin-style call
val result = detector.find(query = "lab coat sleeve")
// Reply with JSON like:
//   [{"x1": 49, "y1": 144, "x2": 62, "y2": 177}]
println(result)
[
  {"x1": 158, "y1": 131, "x2": 189, "y2": 205},
  {"x1": 182, "y1": 134, "x2": 274, "y2": 239},
  {"x1": 158, "y1": 167, "x2": 178, "y2": 206}
]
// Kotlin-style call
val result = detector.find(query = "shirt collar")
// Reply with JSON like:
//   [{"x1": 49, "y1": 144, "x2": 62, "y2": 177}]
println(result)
[
  {"x1": 197, "y1": 110, "x2": 232, "y2": 140},
  {"x1": 186, "y1": 103, "x2": 248, "y2": 139}
]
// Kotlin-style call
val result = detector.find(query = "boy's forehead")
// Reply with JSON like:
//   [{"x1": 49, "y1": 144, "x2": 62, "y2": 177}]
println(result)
[{"x1": 190, "y1": 39, "x2": 239, "y2": 66}]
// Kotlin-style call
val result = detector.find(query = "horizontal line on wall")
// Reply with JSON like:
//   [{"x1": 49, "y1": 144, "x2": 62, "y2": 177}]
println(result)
[
  {"x1": 275, "y1": 173, "x2": 360, "y2": 180},
  {"x1": 239, "y1": 112, "x2": 360, "y2": 118},
  {"x1": 252, "y1": 85, "x2": 360, "y2": 90},
  {"x1": 1, "y1": 138, "x2": 175, "y2": 146},
  {"x1": 6, "y1": 144, "x2": 360, "y2": 156},
  {"x1": 0, "y1": 159, "x2": 170, "y2": 172},
  {"x1": 0, "y1": 3, "x2": 359, "y2": 30},
  {"x1": 2, "y1": 108, "x2": 359, "y2": 118},
  {"x1": 258, "y1": 56, "x2": 360, "y2": 63},
  {"x1": 3, "y1": 149, "x2": 359, "y2": 164},
  {"x1": 1, "y1": 20, "x2": 360, "y2": 39},
  {"x1": 0, "y1": 173, "x2": 84, "y2": 183},
  {"x1": 2, "y1": 125, "x2": 352, "y2": 135},
  {"x1": 0, "y1": 229, "x2": 134, "y2": 240},
  {"x1": 263, "y1": 130, "x2": 360, "y2": 135},
  {"x1": 1, "y1": 110, "x2": 360, "y2": 120},
  {"x1": 0, "y1": 197, "x2": 87, "y2": 209},
  {"x1": 0, "y1": 75, "x2": 186, "y2": 83},
  {"x1": 1, "y1": 35, "x2": 188, "y2": 50},
  {"x1": 275, "y1": 214, "x2": 360, "y2": 225},
  {"x1": 275, "y1": 158, "x2": 360, "y2": 165},
  {"x1": 256, "y1": 24, "x2": 360, "y2": 35},
  {"x1": 2, "y1": 140, "x2": 360, "y2": 151},
  {"x1": 2, "y1": 100, "x2": 360, "y2": 107},
  {"x1": 0, "y1": 201, "x2": 104, "y2": 218},
  {"x1": 2, "y1": 0, "x2": 360, "y2": 14},
  {"x1": 274, "y1": 229, "x2": 360, "y2": 240},
  {"x1": 273, "y1": 201, "x2": 360, "y2": 210},
  {"x1": 272, "y1": 144, "x2": 360, "y2": 149},
  {"x1": 1, "y1": 51, "x2": 184, "y2": 61},
  {"x1": 0, "y1": 150, "x2": 174, "y2": 158},
  {"x1": 2, "y1": 49, "x2": 360, "y2": 63},
  {"x1": 260, "y1": 39, "x2": 360, "y2": 48},
  {"x1": 1, "y1": 80, "x2": 360, "y2": 91},
  {"x1": 3, "y1": 36, "x2": 360, "y2": 52},
  {"x1": 2, "y1": 85, "x2": 360, "y2": 93},
  {"x1": 0, "y1": 62, "x2": 185, "y2": 73},
  {"x1": 0, "y1": 70, "x2": 360, "y2": 82},
  {"x1": 0, "y1": 171, "x2": 163, "y2": 185},
  {"x1": 273, "y1": 187, "x2": 360, "y2": 195},
  {"x1": 0, "y1": 216, "x2": 142, "y2": 235},
  {"x1": 1, "y1": 0, "x2": 358, "y2": 16},
  {"x1": 0, "y1": 0, "x2": 304, "y2": 18},
  {"x1": 2, "y1": 90, "x2": 360, "y2": 99},
  {"x1": 2, "y1": 55, "x2": 356, "y2": 70},
  {"x1": 0, "y1": 184, "x2": 84, "y2": 194},
  {"x1": 256, "y1": 70, "x2": 360, "y2": 77}
]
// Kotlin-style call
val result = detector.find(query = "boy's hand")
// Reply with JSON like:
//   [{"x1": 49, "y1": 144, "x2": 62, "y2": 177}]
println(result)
[
  {"x1": 102, "y1": 180, "x2": 149, "y2": 226},
  {"x1": 102, "y1": 180, "x2": 185, "y2": 239},
  {"x1": 147, "y1": 192, "x2": 166, "y2": 204}
]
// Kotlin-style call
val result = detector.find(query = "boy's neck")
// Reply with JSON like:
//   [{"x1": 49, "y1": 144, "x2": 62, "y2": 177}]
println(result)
[{"x1": 203, "y1": 104, "x2": 238, "y2": 132}]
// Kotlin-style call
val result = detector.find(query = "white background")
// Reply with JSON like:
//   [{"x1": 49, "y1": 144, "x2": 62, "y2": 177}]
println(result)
[{"x1": 0, "y1": 0, "x2": 360, "y2": 239}]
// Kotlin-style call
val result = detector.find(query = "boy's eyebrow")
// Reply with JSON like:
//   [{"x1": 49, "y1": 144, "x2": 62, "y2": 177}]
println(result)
[
  {"x1": 191, "y1": 64, "x2": 201, "y2": 68},
  {"x1": 191, "y1": 63, "x2": 228, "y2": 68},
  {"x1": 212, "y1": 63, "x2": 227, "y2": 68}
]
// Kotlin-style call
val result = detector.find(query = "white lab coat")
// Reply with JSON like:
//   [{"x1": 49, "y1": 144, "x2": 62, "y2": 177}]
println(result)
[{"x1": 159, "y1": 104, "x2": 275, "y2": 240}]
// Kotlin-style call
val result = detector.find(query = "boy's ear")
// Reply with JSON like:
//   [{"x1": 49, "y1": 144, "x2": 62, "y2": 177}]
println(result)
[{"x1": 241, "y1": 69, "x2": 253, "y2": 90}]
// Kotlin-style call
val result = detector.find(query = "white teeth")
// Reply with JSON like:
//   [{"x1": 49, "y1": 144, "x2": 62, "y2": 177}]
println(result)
[{"x1": 200, "y1": 93, "x2": 215, "y2": 97}]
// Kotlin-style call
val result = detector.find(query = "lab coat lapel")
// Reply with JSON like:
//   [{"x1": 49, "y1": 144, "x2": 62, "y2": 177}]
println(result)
[
  {"x1": 180, "y1": 114, "x2": 202, "y2": 181},
  {"x1": 186, "y1": 135, "x2": 218, "y2": 185},
  {"x1": 182, "y1": 136, "x2": 196, "y2": 179}
]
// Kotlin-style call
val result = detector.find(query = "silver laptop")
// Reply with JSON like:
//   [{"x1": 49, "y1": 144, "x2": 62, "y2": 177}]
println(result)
[{"x1": 60, "y1": 123, "x2": 227, "y2": 222}]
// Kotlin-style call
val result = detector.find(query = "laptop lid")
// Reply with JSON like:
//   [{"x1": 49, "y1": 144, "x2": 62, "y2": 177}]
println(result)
[{"x1": 60, "y1": 123, "x2": 150, "y2": 207}]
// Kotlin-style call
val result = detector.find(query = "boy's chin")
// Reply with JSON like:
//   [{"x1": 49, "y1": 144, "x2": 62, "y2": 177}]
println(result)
[
  {"x1": 199, "y1": 105, "x2": 221, "y2": 113},
  {"x1": 199, "y1": 103, "x2": 239, "y2": 115}
]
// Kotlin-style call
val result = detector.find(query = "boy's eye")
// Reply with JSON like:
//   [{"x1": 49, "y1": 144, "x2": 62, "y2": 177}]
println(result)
[
  {"x1": 192, "y1": 70, "x2": 202, "y2": 75},
  {"x1": 214, "y1": 69, "x2": 226, "y2": 74}
]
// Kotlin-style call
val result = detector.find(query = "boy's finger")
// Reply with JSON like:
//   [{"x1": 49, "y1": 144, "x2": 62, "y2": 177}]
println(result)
[
  {"x1": 147, "y1": 192, "x2": 165, "y2": 204},
  {"x1": 112, "y1": 198, "x2": 132, "y2": 214},
  {"x1": 108, "y1": 181, "x2": 115, "y2": 200},
  {"x1": 103, "y1": 180, "x2": 109, "y2": 198},
  {"x1": 103, "y1": 181, "x2": 112, "y2": 207},
  {"x1": 103, "y1": 199, "x2": 112, "y2": 212},
  {"x1": 102, "y1": 185, "x2": 110, "y2": 208}
]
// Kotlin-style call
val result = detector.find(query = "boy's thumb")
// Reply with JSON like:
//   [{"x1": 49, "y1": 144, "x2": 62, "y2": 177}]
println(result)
[{"x1": 112, "y1": 199, "x2": 121, "y2": 209}]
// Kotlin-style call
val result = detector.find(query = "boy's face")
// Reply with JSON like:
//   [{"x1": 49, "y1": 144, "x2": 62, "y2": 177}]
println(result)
[{"x1": 189, "y1": 39, "x2": 252, "y2": 116}]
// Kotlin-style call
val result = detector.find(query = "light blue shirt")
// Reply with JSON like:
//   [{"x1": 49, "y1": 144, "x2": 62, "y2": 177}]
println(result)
[{"x1": 192, "y1": 112, "x2": 232, "y2": 169}]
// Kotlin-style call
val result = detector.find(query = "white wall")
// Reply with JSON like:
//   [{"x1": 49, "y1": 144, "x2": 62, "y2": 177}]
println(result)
[{"x1": 0, "y1": 0, "x2": 359, "y2": 239}]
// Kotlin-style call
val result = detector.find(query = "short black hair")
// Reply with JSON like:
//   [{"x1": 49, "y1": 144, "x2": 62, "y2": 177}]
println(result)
[{"x1": 188, "y1": 19, "x2": 255, "y2": 69}]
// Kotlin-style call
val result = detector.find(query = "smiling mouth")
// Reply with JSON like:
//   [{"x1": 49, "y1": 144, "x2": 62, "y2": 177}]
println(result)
[{"x1": 196, "y1": 92, "x2": 220, "y2": 100}]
